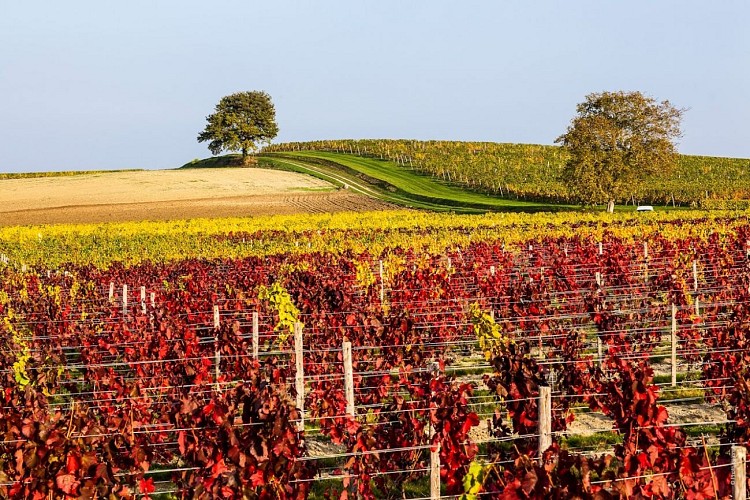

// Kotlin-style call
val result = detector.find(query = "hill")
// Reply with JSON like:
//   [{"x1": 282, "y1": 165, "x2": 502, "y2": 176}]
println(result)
[
  {"x1": 265, "y1": 140, "x2": 750, "y2": 209},
  {"x1": 258, "y1": 152, "x2": 567, "y2": 213}
]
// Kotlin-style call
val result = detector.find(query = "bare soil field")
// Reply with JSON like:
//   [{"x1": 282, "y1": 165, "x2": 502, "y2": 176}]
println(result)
[{"x1": 0, "y1": 168, "x2": 394, "y2": 225}]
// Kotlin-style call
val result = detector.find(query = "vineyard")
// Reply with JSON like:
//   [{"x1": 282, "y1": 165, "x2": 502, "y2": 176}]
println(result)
[
  {"x1": 264, "y1": 140, "x2": 750, "y2": 208},
  {"x1": 3, "y1": 211, "x2": 750, "y2": 498},
  {"x1": 1, "y1": 209, "x2": 745, "y2": 268}
]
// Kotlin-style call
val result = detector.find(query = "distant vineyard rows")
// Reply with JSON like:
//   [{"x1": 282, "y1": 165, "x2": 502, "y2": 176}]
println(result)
[{"x1": 267, "y1": 140, "x2": 750, "y2": 207}]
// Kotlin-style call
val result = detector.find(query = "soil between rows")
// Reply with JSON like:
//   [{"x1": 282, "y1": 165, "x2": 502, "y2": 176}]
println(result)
[
  {"x1": 0, "y1": 168, "x2": 396, "y2": 225},
  {"x1": 0, "y1": 191, "x2": 396, "y2": 226}
]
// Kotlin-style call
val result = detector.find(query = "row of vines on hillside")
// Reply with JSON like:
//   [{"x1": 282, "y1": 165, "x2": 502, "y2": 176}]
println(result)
[{"x1": 267, "y1": 139, "x2": 750, "y2": 206}]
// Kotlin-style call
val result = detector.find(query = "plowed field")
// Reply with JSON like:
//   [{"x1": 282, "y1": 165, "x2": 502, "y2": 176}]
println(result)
[{"x1": 0, "y1": 168, "x2": 394, "y2": 225}]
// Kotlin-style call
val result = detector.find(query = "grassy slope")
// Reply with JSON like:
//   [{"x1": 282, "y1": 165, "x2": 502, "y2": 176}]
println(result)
[
  {"x1": 262, "y1": 151, "x2": 574, "y2": 213},
  {"x1": 291, "y1": 151, "x2": 549, "y2": 205},
  {"x1": 268, "y1": 140, "x2": 750, "y2": 208},
  {"x1": 261, "y1": 155, "x2": 476, "y2": 212}
]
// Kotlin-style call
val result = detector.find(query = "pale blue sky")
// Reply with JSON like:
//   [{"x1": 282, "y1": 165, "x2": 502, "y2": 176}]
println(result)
[{"x1": 1, "y1": 1, "x2": 748, "y2": 172}]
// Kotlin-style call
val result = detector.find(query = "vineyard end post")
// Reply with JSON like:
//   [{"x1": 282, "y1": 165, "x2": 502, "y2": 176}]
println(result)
[
  {"x1": 693, "y1": 260, "x2": 698, "y2": 291},
  {"x1": 538, "y1": 385, "x2": 552, "y2": 458},
  {"x1": 671, "y1": 303, "x2": 677, "y2": 387},
  {"x1": 342, "y1": 340, "x2": 355, "y2": 417},
  {"x1": 295, "y1": 322, "x2": 305, "y2": 432},
  {"x1": 214, "y1": 305, "x2": 220, "y2": 391},
  {"x1": 429, "y1": 360, "x2": 441, "y2": 500},
  {"x1": 732, "y1": 445, "x2": 747, "y2": 500},
  {"x1": 252, "y1": 311, "x2": 259, "y2": 360}
]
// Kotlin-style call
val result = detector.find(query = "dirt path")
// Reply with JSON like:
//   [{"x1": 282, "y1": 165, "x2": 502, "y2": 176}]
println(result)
[{"x1": 0, "y1": 169, "x2": 396, "y2": 225}]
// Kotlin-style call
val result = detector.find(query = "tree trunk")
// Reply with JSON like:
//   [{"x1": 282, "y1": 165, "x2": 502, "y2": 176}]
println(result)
[{"x1": 607, "y1": 199, "x2": 615, "y2": 213}]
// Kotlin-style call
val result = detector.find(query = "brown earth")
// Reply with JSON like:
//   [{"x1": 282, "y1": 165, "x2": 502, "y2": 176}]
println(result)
[{"x1": 0, "y1": 168, "x2": 395, "y2": 225}]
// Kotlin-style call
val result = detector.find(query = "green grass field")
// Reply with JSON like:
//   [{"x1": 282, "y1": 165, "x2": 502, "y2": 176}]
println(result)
[{"x1": 261, "y1": 151, "x2": 572, "y2": 213}]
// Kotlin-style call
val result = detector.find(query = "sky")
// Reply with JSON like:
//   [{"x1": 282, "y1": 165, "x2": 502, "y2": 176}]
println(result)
[{"x1": 0, "y1": 1, "x2": 748, "y2": 172}]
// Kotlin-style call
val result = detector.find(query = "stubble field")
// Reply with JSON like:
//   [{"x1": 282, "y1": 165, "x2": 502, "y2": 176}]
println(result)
[{"x1": 0, "y1": 168, "x2": 393, "y2": 225}]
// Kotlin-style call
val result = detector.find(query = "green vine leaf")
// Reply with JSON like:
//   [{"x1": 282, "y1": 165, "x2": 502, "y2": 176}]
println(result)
[{"x1": 258, "y1": 282, "x2": 301, "y2": 345}]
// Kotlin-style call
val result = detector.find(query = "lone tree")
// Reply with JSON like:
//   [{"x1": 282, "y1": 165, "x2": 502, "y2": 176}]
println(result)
[
  {"x1": 198, "y1": 91, "x2": 279, "y2": 164},
  {"x1": 555, "y1": 91, "x2": 684, "y2": 212}
]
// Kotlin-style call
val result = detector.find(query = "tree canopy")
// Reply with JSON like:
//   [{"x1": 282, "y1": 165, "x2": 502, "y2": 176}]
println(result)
[
  {"x1": 198, "y1": 91, "x2": 279, "y2": 163},
  {"x1": 555, "y1": 91, "x2": 684, "y2": 212}
]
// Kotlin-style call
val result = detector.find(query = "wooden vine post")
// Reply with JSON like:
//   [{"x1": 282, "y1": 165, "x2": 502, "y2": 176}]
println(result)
[
  {"x1": 122, "y1": 285, "x2": 128, "y2": 317},
  {"x1": 252, "y1": 311, "x2": 259, "y2": 360},
  {"x1": 693, "y1": 260, "x2": 698, "y2": 291},
  {"x1": 693, "y1": 260, "x2": 700, "y2": 325},
  {"x1": 538, "y1": 385, "x2": 552, "y2": 457},
  {"x1": 214, "y1": 305, "x2": 220, "y2": 391},
  {"x1": 430, "y1": 445, "x2": 440, "y2": 499},
  {"x1": 379, "y1": 260, "x2": 385, "y2": 307},
  {"x1": 643, "y1": 242, "x2": 649, "y2": 282},
  {"x1": 108, "y1": 282, "x2": 114, "y2": 303},
  {"x1": 342, "y1": 340, "x2": 355, "y2": 417},
  {"x1": 732, "y1": 445, "x2": 746, "y2": 500},
  {"x1": 429, "y1": 361, "x2": 441, "y2": 500},
  {"x1": 295, "y1": 322, "x2": 305, "y2": 432},
  {"x1": 671, "y1": 303, "x2": 678, "y2": 387},
  {"x1": 593, "y1": 248, "x2": 603, "y2": 347},
  {"x1": 140, "y1": 286, "x2": 146, "y2": 315}
]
